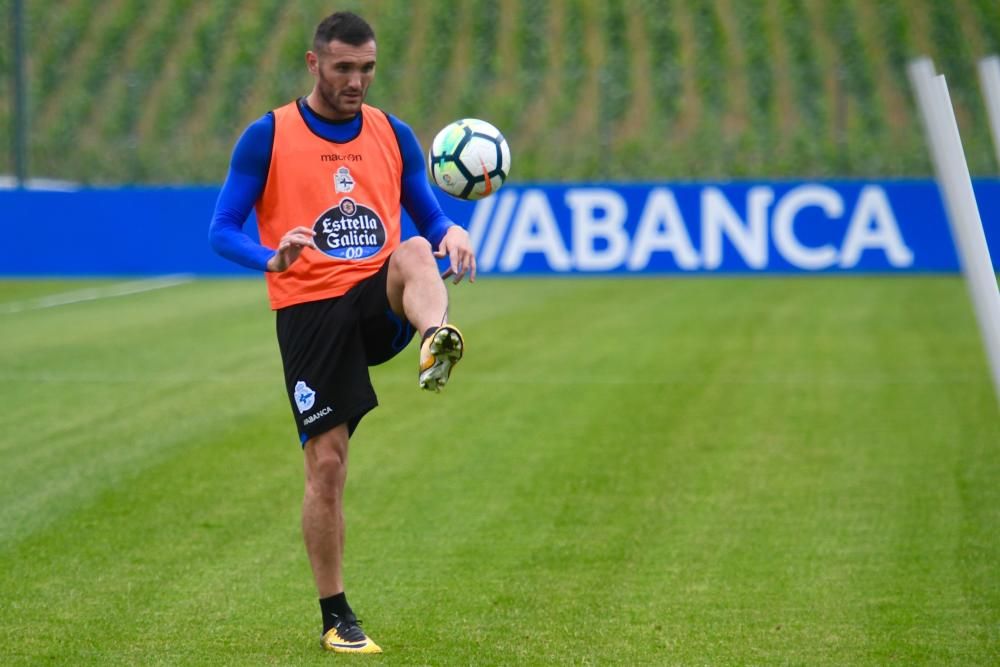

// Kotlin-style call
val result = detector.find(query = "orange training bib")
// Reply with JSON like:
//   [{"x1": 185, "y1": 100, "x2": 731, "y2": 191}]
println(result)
[{"x1": 256, "y1": 102, "x2": 403, "y2": 310}]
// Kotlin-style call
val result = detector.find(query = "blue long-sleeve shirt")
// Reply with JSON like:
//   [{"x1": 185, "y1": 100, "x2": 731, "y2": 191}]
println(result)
[{"x1": 209, "y1": 99, "x2": 453, "y2": 271}]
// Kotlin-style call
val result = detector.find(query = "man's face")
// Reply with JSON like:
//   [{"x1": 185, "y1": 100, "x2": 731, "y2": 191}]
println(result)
[{"x1": 307, "y1": 39, "x2": 376, "y2": 119}]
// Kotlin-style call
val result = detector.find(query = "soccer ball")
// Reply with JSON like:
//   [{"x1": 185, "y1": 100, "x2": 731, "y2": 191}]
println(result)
[{"x1": 428, "y1": 118, "x2": 511, "y2": 200}]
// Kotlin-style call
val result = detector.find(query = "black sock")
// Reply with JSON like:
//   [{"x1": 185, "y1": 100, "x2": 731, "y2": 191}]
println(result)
[
  {"x1": 320, "y1": 592, "x2": 353, "y2": 633},
  {"x1": 423, "y1": 326, "x2": 438, "y2": 340}
]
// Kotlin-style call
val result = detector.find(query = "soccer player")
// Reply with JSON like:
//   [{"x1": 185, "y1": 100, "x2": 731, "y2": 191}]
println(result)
[{"x1": 208, "y1": 11, "x2": 474, "y2": 654}]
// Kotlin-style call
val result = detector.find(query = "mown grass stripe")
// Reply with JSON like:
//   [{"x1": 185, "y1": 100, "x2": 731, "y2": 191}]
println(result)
[{"x1": 0, "y1": 277, "x2": 998, "y2": 664}]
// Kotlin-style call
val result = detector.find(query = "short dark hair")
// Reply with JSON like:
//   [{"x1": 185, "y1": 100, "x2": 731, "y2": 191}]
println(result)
[{"x1": 313, "y1": 11, "x2": 375, "y2": 50}]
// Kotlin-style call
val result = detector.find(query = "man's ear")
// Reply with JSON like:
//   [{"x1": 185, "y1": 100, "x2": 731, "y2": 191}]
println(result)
[{"x1": 306, "y1": 51, "x2": 319, "y2": 74}]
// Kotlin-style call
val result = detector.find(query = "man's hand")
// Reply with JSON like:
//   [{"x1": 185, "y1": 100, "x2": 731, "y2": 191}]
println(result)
[
  {"x1": 435, "y1": 226, "x2": 477, "y2": 284},
  {"x1": 267, "y1": 226, "x2": 317, "y2": 272}
]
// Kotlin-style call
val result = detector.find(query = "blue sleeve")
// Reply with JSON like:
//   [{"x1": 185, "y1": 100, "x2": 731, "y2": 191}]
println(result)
[
  {"x1": 389, "y1": 115, "x2": 455, "y2": 249},
  {"x1": 208, "y1": 114, "x2": 277, "y2": 271}
]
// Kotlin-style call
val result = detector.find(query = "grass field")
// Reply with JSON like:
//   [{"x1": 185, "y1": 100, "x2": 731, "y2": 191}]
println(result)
[{"x1": 0, "y1": 276, "x2": 997, "y2": 665}]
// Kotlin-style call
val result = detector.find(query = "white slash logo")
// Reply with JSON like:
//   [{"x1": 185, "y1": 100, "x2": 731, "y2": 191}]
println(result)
[{"x1": 293, "y1": 381, "x2": 316, "y2": 413}]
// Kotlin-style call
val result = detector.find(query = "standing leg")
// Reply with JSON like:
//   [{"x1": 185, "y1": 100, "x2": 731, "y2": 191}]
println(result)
[
  {"x1": 303, "y1": 424, "x2": 382, "y2": 653},
  {"x1": 302, "y1": 424, "x2": 349, "y2": 598}
]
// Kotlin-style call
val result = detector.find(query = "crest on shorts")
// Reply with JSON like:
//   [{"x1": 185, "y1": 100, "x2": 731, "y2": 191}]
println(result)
[
  {"x1": 334, "y1": 166, "x2": 355, "y2": 193},
  {"x1": 294, "y1": 380, "x2": 316, "y2": 413}
]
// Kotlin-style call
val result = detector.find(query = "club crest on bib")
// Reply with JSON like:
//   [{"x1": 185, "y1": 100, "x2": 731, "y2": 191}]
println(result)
[
  {"x1": 334, "y1": 166, "x2": 355, "y2": 193},
  {"x1": 312, "y1": 197, "x2": 386, "y2": 260}
]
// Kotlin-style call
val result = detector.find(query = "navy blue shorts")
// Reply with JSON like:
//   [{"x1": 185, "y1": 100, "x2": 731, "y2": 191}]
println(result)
[{"x1": 275, "y1": 259, "x2": 415, "y2": 445}]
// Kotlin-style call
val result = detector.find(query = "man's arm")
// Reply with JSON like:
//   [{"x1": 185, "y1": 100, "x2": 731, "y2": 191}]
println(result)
[
  {"x1": 208, "y1": 114, "x2": 278, "y2": 271},
  {"x1": 390, "y1": 115, "x2": 476, "y2": 282}
]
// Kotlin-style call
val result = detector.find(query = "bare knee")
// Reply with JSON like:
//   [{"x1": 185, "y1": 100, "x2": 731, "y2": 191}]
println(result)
[
  {"x1": 304, "y1": 430, "x2": 348, "y2": 503},
  {"x1": 393, "y1": 237, "x2": 435, "y2": 276},
  {"x1": 386, "y1": 237, "x2": 447, "y2": 328}
]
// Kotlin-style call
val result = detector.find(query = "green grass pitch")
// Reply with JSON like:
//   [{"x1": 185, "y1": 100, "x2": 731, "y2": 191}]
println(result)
[{"x1": 1, "y1": 276, "x2": 997, "y2": 665}]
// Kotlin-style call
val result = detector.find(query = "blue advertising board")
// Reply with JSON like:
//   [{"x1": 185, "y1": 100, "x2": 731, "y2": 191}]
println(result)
[{"x1": 1, "y1": 180, "x2": 998, "y2": 276}]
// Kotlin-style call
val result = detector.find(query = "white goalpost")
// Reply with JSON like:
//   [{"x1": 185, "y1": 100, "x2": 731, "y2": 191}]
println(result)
[
  {"x1": 978, "y1": 55, "x2": 1000, "y2": 172},
  {"x1": 908, "y1": 57, "x2": 1000, "y2": 409}
]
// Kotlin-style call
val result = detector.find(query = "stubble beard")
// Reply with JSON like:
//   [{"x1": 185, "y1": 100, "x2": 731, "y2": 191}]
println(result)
[{"x1": 318, "y1": 75, "x2": 365, "y2": 119}]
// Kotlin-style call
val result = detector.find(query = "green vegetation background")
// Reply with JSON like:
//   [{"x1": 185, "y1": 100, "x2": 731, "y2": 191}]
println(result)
[{"x1": 3, "y1": 0, "x2": 1000, "y2": 185}]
